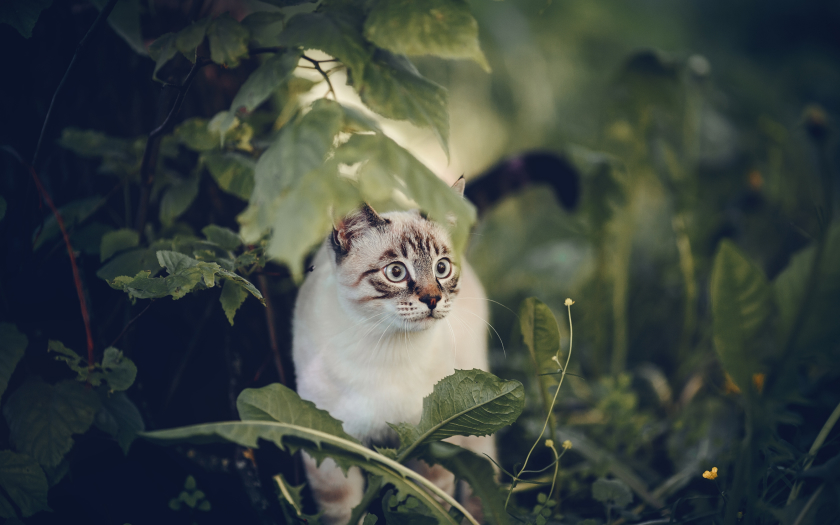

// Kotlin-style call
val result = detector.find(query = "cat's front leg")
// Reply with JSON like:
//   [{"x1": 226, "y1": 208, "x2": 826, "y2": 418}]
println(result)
[{"x1": 301, "y1": 451, "x2": 365, "y2": 525}]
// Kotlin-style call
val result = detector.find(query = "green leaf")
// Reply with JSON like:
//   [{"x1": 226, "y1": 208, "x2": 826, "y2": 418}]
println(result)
[
  {"x1": 392, "y1": 369, "x2": 524, "y2": 460},
  {"x1": 160, "y1": 172, "x2": 201, "y2": 225},
  {"x1": 101, "y1": 347, "x2": 137, "y2": 391},
  {"x1": 364, "y1": 0, "x2": 489, "y2": 72},
  {"x1": 220, "y1": 279, "x2": 248, "y2": 325},
  {"x1": 202, "y1": 151, "x2": 255, "y2": 200},
  {"x1": 230, "y1": 50, "x2": 302, "y2": 114},
  {"x1": 241, "y1": 12, "x2": 286, "y2": 47},
  {"x1": 0, "y1": 0, "x2": 51, "y2": 38},
  {"x1": 710, "y1": 240, "x2": 775, "y2": 390},
  {"x1": 383, "y1": 488, "x2": 437, "y2": 525},
  {"x1": 71, "y1": 222, "x2": 114, "y2": 255},
  {"x1": 356, "y1": 50, "x2": 449, "y2": 156},
  {"x1": 58, "y1": 128, "x2": 131, "y2": 158},
  {"x1": 91, "y1": 0, "x2": 145, "y2": 55},
  {"x1": 0, "y1": 451, "x2": 50, "y2": 518},
  {"x1": 0, "y1": 323, "x2": 27, "y2": 400},
  {"x1": 592, "y1": 478, "x2": 633, "y2": 508},
  {"x1": 3, "y1": 379, "x2": 102, "y2": 467},
  {"x1": 48, "y1": 340, "x2": 104, "y2": 385},
  {"x1": 519, "y1": 297, "x2": 562, "y2": 400},
  {"x1": 96, "y1": 247, "x2": 163, "y2": 282},
  {"x1": 202, "y1": 225, "x2": 242, "y2": 251},
  {"x1": 275, "y1": 472, "x2": 316, "y2": 523},
  {"x1": 208, "y1": 110, "x2": 239, "y2": 147},
  {"x1": 0, "y1": 195, "x2": 6, "y2": 222},
  {"x1": 277, "y1": 10, "x2": 370, "y2": 78},
  {"x1": 148, "y1": 32, "x2": 178, "y2": 82},
  {"x1": 773, "y1": 224, "x2": 840, "y2": 352},
  {"x1": 100, "y1": 228, "x2": 140, "y2": 262},
  {"x1": 174, "y1": 118, "x2": 219, "y2": 152},
  {"x1": 32, "y1": 197, "x2": 100, "y2": 251},
  {"x1": 207, "y1": 14, "x2": 250, "y2": 68},
  {"x1": 176, "y1": 17, "x2": 210, "y2": 59},
  {"x1": 94, "y1": 391, "x2": 144, "y2": 455},
  {"x1": 419, "y1": 442, "x2": 511, "y2": 525}
]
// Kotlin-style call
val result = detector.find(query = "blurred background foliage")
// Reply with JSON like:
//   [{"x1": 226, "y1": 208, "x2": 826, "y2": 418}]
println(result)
[{"x1": 0, "y1": 0, "x2": 839, "y2": 524}]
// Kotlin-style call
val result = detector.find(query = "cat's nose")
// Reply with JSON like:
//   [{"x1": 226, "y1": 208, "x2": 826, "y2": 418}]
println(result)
[{"x1": 419, "y1": 294, "x2": 441, "y2": 310}]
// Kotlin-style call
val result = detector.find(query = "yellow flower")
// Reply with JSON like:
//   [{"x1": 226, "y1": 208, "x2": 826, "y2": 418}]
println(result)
[
  {"x1": 545, "y1": 439, "x2": 554, "y2": 448},
  {"x1": 562, "y1": 440, "x2": 572, "y2": 450},
  {"x1": 702, "y1": 467, "x2": 718, "y2": 480},
  {"x1": 564, "y1": 298, "x2": 575, "y2": 306}
]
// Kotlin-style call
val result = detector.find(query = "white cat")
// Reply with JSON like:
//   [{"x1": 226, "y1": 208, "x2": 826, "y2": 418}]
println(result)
[{"x1": 292, "y1": 178, "x2": 495, "y2": 524}]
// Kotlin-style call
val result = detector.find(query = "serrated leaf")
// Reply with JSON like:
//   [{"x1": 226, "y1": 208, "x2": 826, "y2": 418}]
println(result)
[
  {"x1": 100, "y1": 228, "x2": 140, "y2": 262},
  {"x1": 710, "y1": 240, "x2": 775, "y2": 390},
  {"x1": 94, "y1": 391, "x2": 144, "y2": 455},
  {"x1": 230, "y1": 50, "x2": 302, "y2": 114},
  {"x1": 392, "y1": 369, "x2": 524, "y2": 460},
  {"x1": 174, "y1": 118, "x2": 218, "y2": 151},
  {"x1": 275, "y1": 472, "x2": 316, "y2": 523},
  {"x1": 91, "y1": 0, "x2": 145, "y2": 55},
  {"x1": 32, "y1": 197, "x2": 100, "y2": 251},
  {"x1": 160, "y1": 172, "x2": 200, "y2": 225},
  {"x1": 202, "y1": 225, "x2": 241, "y2": 251},
  {"x1": 176, "y1": 17, "x2": 210, "y2": 59},
  {"x1": 0, "y1": 0, "x2": 51, "y2": 38},
  {"x1": 96, "y1": 247, "x2": 162, "y2": 282},
  {"x1": 383, "y1": 488, "x2": 437, "y2": 525},
  {"x1": 364, "y1": 0, "x2": 489, "y2": 72},
  {"x1": 773, "y1": 224, "x2": 840, "y2": 352},
  {"x1": 592, "y1": 478, "x2": 633, "y2": 508},
  {"x1": 241, "y1": 12, "x2": 286, "y2": 47},
  {"x1": 202, "y1": 151, "x2": 255, "y2": 200},
  {"x1": 207, "y1": 14, "x2": 250, "y2": 68},
  {"x1": 220, "y1": 279, "x2": 248, "y2": 325},
  {"x1": 149, "y1": 32, "x2": 178, "y2": 81},
  {"x1": 277, "y1": 10, "x2": 370, "y2": 78},
  {"x1": 356, "y1": 50, "x2": 449, "y2": 156},
  {"x1": 3, "y1": 379, "x2": 101, "y2": 467},
  {"x1": 101, "y1": 347, "x2": 137, "y2": 391},
  {"x1": 420, "y1": 442, "x2": 511, "y2": 525},
  {"x1": 0, "y1": 451, "x2": 50, "y2": 518},
  {"x1": 0, "y1": 323, "x2": 27, "y2": 400}
]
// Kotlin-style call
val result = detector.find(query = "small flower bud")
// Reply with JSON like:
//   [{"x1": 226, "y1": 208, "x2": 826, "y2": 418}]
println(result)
[
  {"x1": 564, "y1": 298, "x2": 575, "y2": 306},
  {"x1": 545, "y1": 439, "x2": 554, "y2": 448},
  {"x1": 562, "y1": 440, "x2": 572, "y2": 450}
]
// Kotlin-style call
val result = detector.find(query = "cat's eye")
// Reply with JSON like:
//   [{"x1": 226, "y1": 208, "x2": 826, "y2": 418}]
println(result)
[
  {"x1": 435, "y1": 258, "x2": 452, "y2": 279},
  {"x1": 384, "y1": 262, "x2": 408, "y2": 283}
]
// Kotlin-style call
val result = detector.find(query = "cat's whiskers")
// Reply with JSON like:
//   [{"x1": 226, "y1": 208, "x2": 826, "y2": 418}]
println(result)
[
  {"x1": 455, "y1": 295, "x2": 519, "y2": 320},
  {"x1": 461, "y1": 309, "x2": 507, "y2": 358},
  {"x1": 402, "y1": 321, "x2": 419, "y2": 373}
]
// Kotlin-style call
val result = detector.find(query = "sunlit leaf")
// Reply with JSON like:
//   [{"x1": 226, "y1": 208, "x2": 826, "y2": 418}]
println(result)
[
  {"x1": 0, "y1": 451, "x2": 50, "y2": 518},
  {"x1": 364, "y1": 0, "x2": 489, "y2": 72},
  {"x1": 3, "y1": 379, "x2": 101, "y2": 467},
  {"x1": 202, "y1": 151, "x2": 255, "y2": 200},
  {"x1": 391, "y1": 369, "x2": 524, "y2": 460},
  {"x1": 230, "y1": 50, "x2": 302, "y2": 114},
  {"x1": 207, "y1": 14, "x2": 250, "y2": 68},
  {"x1": 0, "y1": 323, "x2": 27, "y2": 400},
  {"x1": 241, "y1": 12, "x2": 285, "y2": 47},
  {"x1": 174, "y1": 118, "x2": 219, "y2": 152},
  {"x1": 100, "y1": 228, "x2": 139, "y2": 262},
  {"x1": 277, "y1": 10, "x2": 370, "y2": 77}
]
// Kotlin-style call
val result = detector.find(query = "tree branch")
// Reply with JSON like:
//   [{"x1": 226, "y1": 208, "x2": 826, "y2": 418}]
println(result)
[
  {"x1": 32, "y1": 0, "x2": 120, "y2": 168},
  {"x1": 257, "y1": 274, "x2": 287, "y2": 385}
]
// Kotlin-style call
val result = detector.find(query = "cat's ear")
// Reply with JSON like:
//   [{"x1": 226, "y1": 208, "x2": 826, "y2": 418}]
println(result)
[
  {"x1": 331, "y1": 203, "x2": 389, "y2": 256},
  {"x1": 451, "y1": 176, "x2": 466, "y2": 197}
]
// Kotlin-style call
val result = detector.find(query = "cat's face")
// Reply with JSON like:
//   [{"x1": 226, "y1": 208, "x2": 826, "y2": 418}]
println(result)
[{"x1": 330, "y1": 205, "x2": 461, "y2": 333}]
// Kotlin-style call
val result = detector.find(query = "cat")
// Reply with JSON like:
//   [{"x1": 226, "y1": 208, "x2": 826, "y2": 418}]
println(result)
[{"x1": 292, "y1": 177, "x2": 495, "y2": 524}]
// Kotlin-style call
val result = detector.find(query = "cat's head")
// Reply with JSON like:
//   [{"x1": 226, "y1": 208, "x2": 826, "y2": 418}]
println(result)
[{"x1": 329, "y1": 178, "x2": 466, "y2": 332}]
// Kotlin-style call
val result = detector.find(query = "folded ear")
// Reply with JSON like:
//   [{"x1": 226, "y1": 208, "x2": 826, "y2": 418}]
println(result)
[
  {"x1": 451, "y1": 176, "x2": 466, "y2": 197},
  {"x1": 331, "y1": 203, "x2": 389, "y2": 257}
]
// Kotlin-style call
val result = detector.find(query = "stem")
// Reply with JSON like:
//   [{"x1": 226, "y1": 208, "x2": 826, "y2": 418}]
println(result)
[
  {"x1": 32, "y1": 0, "x2": 119, "y2": 168},
  {"x1": 787, "y1": 399, "x2": 840, "y2": 503},
  {"x1": 302, "y1": 55, "x2": 337, "y2": 99},
  {"x1": 257, "y1": 274, "x2": 287, "y2": 385},
  {"x1": 792, "y1": 484, "x2": 824, "y2": 525},
  {"x1": 672, "y1": 213, "x2": 696, "y2": 360},
  {"x1": 347, "y1": 476, "x2": 383, "y2": 525}
]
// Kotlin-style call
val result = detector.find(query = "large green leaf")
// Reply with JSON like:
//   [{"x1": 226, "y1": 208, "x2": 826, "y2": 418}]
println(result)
[
  {"x1": 202, "y1": 225, "x2": 241, "y2": 251},
  {"x1": 100, "y1": 228, "x2": 139, "y2": 262},
  {"x1": 143, "y1": 383, "x2": 473, "y2": 525},
  {"x1": 519, "y1": 297, "x2": 562, "y2": 391},
  {"x1": 0, "y1": 323, "x2": 27, "y2": 400},
  {"x1": 419, "y1": 442, "x2": 511, "y2": 525},
  {"x1": 773, "y1": 224, "x2": 840, "y2": 352},
  {"x1": 202, "y1": 151, "x2": 255, "y2": 200},
  {"x1": 241, "y1": 12, "x2": 286, "y2": 47},
  {"x1": 159, "y1": 172, "x2": 200, "y2": 225},
  {"x1": 363, "y1": 0, "x2": 489, "y2": 72},
  {"x1": 94, "y1": 391, "x2": 144, "y2": 455},
  {"x1": 174, "y1": 118, "x2": 219, "y2": 152},
  {"x1": 0, "y1": 451, "x2": 50, "y2": 518},
  {"x1": 391, "y1": 369, "x2": 524, "y2": 461},
  {"x1": 0, "y1": 0, "x2": 51, "y2": 38},
  {"x1": 207, "y1": 14, "x2": 250, "y2": 68},
  {"x1": 355, "y1": 50, "x2": 449, "y2": 156},
  {"x1": 230, "y1": 50, "x2": 302, "y2": 114},
  {"x1": 277, "y1": 10, "x2": 370, "y2": 78},
  {"x1": 220, "y1": 279, "x2": 248, "y2": 325},
  {"x1": 3, "y1": 379, "x2": 101, "y2": 467},
  {"x1": 710, "y1": 240, "x2": 775, "y2": 390},
  {"x1": 148, "y1": 32, "x2": 178, "y2": 82},
  {"x1": 175, "y1": 17, "x2": 210, "y2": 59},
  {"x1": 32, "y1": 197, "x2": 101, "y2": 251}
]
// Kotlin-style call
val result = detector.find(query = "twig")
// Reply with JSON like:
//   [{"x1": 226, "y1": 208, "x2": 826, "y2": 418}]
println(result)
[
  {"x1": 302, "y1": 55, "x2": 337, "y2": 99},
  {"x1": 134, "y1": 58, "x2": 212, "y2": 234},
  {"x1": 109, "y1": 300, "x2": 154, "y2": 348},
  {"x1": 257, "y1": 274, "x2": 287, "y2": 385},
  {"x1": 32, "y1": 0, "x2": 119, "y2": 168}
]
